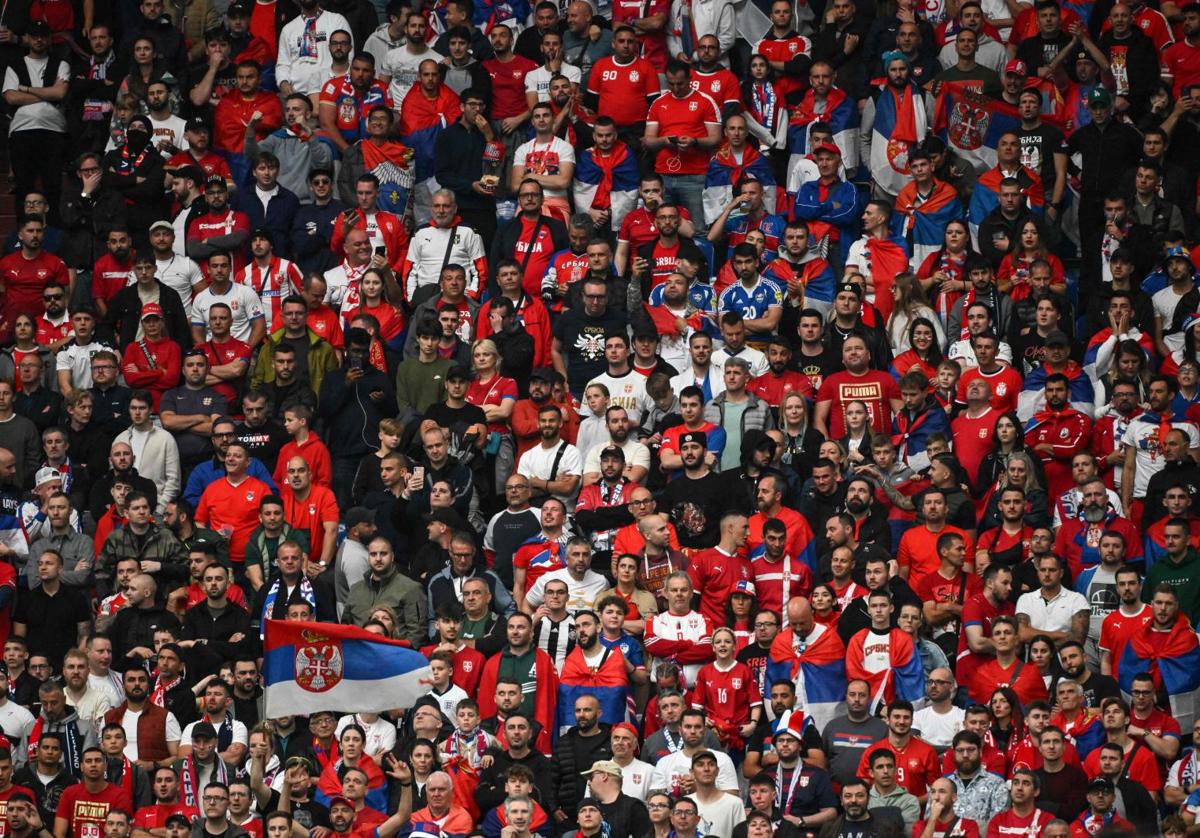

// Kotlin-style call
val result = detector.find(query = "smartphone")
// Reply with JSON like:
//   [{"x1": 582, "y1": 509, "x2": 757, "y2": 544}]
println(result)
[
  {"x1": 349, "y1": 355, "x2": 363, "y2": 372},
  {"x1": 412, "y1": 466, "x2": 425, "y2": 484},
  {"x1": 374, "y1": 245, "x2": 386, "y2": 257}
]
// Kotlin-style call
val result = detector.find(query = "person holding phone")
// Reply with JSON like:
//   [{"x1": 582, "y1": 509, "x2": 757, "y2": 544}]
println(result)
[{"x1": 330, "y1": 172, "x2": 409, "y2": 274}]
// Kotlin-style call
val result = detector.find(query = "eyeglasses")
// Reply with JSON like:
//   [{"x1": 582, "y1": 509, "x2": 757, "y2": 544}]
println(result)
[
  {"x1": 330, "y1": 39, "x2": 352, "y2": 46},
  {"x1": 203, "y1": 796, "x2": 228, "y2": 803},
  {"x1": 673, "y1": 810, "x2": 699, "y2": 817},
  {"x1": 583, "y1": 293, "x2": 606, "y2": 300},
  {"x1": 311, "y1": 178, "x2": 331, "y2": 186},
  {"x1": 91, "y1": 364, "x2": 116, "y2": 370},
  {"x1": 28, "y1": 663, "x2": 50, "y2": 670},
  {"x1": 926, "y1": 678, "x2": 953, "y2": 685},
  {"x1": 647, "y1": 803, "x2": 668, "y2": 810},
  {"x1": 754, "y1": 621, "x2": 777, "y2": 628},
  {"x1": 43, "y1": 294, "x2": 63, "y2": 301},
  {"x1": 78, "y1": 166, "x2": 101, "y2": 175}
]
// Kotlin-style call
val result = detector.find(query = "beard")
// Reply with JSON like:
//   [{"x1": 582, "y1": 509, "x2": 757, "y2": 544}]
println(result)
[
  {"x1": 846, "y1": 497, "x2": 868, "y2": 514},
  {"x1": 1083, "y1": 505, "x2": 1107, "y2": 523}
]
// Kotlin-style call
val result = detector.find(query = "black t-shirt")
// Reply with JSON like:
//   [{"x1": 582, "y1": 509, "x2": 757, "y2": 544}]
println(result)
[
  {"x1": 424, "y1": 402, "x2": 489, "y2": 458},
  {"x1": 235, "y1": 419, "x2": 289, "y2": 473},
  {"x1": 1016, "y1": 32, "x2": 1074, "y2": 72},
  {"x1": 266, "y1": 791, "x2": 330, "y2": 830},
  {"x1": 1017, "y1": 123, "x2": 1068, "y2": 189},
  {"x1": 552, "y1": 309, "x2": 628, "y2": 393},
  {"x1": 657, "y1": 470, "x2": 725, "y2": 549},
  {"x1": 793, "y1": 347, "x2": 841, "y2": 395}
]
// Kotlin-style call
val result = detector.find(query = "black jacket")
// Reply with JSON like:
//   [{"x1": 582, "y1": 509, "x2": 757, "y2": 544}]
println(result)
[
  {"x1": 317, "y1": 364, "x2": 394, "y2": 459},
  {"x1": 1143, "y1": 459, "x2": 1200, "y2": 527},
  {"x1": 290, "y1": 199, "x2": 347, "y2": 275},
  {"x1": 59, "y1": 185, "x2": 128, "y2": 270},
  {"x1": 110, "y1": 605, "x2": 181, "y2": 671},
  {"x1": 553, "y1": 725, "x2": 613, "y2": 818},
  {"x1": 88, "y1": 468, "x2": 158, "y2": 522},
  {"x1": 435, "y1": 121, "x2": 496, "y2": 213},
  {"x1": 475, "y1": 748, "x2": 558, "y2": 814},
  {"x1": 101, "y1": 143, "x2": 169, "y2": 233},
  {"x1": 102, "y1": 279, "x2": 192, "y2": 349},
  {"x1": 182, "y1": 600, "x2": 254, "y2": 660},
  {"x1": 1068, "y1": 117, "x2": 1144, "y2": 199}
]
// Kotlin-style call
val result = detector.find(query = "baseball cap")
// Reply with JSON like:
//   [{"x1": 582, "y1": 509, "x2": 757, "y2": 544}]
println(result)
[
  {"x1": 445, "y1": 365, "x2": 472, "y2": 381},
  {"x1": 733, "y1": 580, "x2": 757, "y2": 597},
  {"x1": 690, "y1": 750, "x2": 718, "y2": 766},
  {"x1": 1043, "y1": 330, "x2": 1070, "y2": 347},
  {"x1": 343, "y1": 507, "x2": 376, "y2": 528},
  {"x1": 812, "y1": 142, "x2": 841, "y2": 157},
  {"x1": 204, "y1": 174, "x2": 228, "y2": 190},
  {"x1": 581, "y1": 759, "x2": 623, "y2": 778},
  {"x1": 328, "y1": 796, "x2": 355, "y2": 811},
  {"x1": 191, "y1": 722, "x2": 218, "y2": 740},
  {"x1": 164, "y1": 815, "x2": 191, "y2": 829},
  {"x1": 424, "y1": 508, "x2": 461, "y2": 527},
  {"x1": 1004, "y1": 58, "x2": 1026, "y2": 75},
  {"x1": 529, "y1": 368, "x2": 554, "y2": 383},
  {"x1": 1087, "y1": 86, "x2": 1113, "y2": 107},
  {"x1": 227, "y1": 1, "x2": 252, "y2": 15},
  {"x1": 149, "y1": 220, "x2": 174, "y2": 234},
  {"x1": 140, "y1": 303, "x2": 164, "y2": 320},
  {"x1": 1086, "y1": 777, "x2": 1115, "y2": 793},
  {"x1": 25, "y1": 20, "x2": 50, "y2": 36},
  {"x1": 34, "y1": 467, "x2": 61, "y2": 488},
  {"x1": 185, "y1": 117, "x2": 209, "y2": 133},
  {"x1": 599, "y1": 445, "x2": 626, "y2": 460},
  {"x1": 1166, "y1": 245, "x2": 1194, "y2": 268}
]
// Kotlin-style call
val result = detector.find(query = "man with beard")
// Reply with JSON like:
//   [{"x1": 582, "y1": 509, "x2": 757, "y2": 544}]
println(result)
[
  {"x1": 1023, "y1": 373, "x2": 1093, "y2": 502},
  {"x1": 634, "y1": 202, "x2": 708, "y2": 300},
  {"x1": 582, "y1": 405, "x2": 650, "y2": 483},
  {"x1": 90, "y1": 230, "x2": 135, "y2": 321},
  {"x1": 1122, "y1": 376, "x2": 1200, "y2": 520},
  {"x1": 823, "y1": 778, "x2": 901, "y2": 838},
  {"x1": 1055, "y1": 479, "x2": 1141, "y2": 583},
  {"x1": 553, "y1": 691, "x2": 617, "y2": 825},
  {"x1": 551, "y1": 279, "x2": 627, "y2": 398},
  {"x1": 246, "y1": 97, "x2": 331, "y2": 203},
  {"x1": 743, "y1": 681, "x2": 824, "y2": 778},
  {"x1": 103, "y1": 664, "x2": 180, "y2": 771},
  {"x1": 15, "y1": 735, "x2": 73, "y2": 826},
  {"x1": 475, "y1": 714, "x2": 558, "y2": 814},
  {"x1": 477, "y1": 614, "x2": 559, "y2": 754},
  {"x1": 575, "y1": 450, "x2": 637, "y2": 558},
  {"x1": 1016, "y1": 553, "x2": 1089, "y2": 644},
  {"x1": 955, "y1": 565, "x2": 1017, "y2": 696}
]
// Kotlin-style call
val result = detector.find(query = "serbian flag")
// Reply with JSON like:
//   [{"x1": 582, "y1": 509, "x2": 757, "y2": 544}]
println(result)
[
  {"x1": 893, "y1": 179, "x2": 963, "y2": 272},
  {"x1": 263, "y1": 620, "x2": 431, "y2": 717},
  {"x1": 398, "y1": 84, "x2": 462, "y2": 185},
  {"x1": 967, "y1": 166, "x2": 1044, "y2": 249},
  {"x1": 765, "y1": 622, "x2": 847, "y2": 732},
  {"x1": 863, "y1": 236, "x2": 909, "y2": 321},
  {"x1": 316, "y1": 753, "x2": 389, "y2": 812},
  {"x1": 361, "y1": 142, "x2": 414, "y2": 216},
  {"x1": 556, "y1": 646, "x2": 632, "y2": 736},
  {"x1": 477, "y1": 648, "x2": 559, "y2": 754},
  {"x1": 703, "y1": 142, "x2": 781, "y2": 225},
  {"x1": 1117, "y1": 614, "x2": 1200, "y2": 733},
  {"x1": 933, "y1": 82, "x2": 1022, "y2": 175},
  {"x1": 869, "y1": 83, "x2": 928, "y2": 197},
  {"x1": 573, "y1": 143, "x2": 640, "y2": 233},
  {"x1": 644, "y1": 303, "x2": 706, "y2": 338},
  {"x1": 787, "y1": 87, "x2": 860, "y2": 175},
  {"x1": 1083, "y1": 327, "x2": 1155, "y2": 382},
  {"x1": 762, "y1": 255, "x2": 838, "y2": 317},
  {"x1": 845, "y1": 627, "x2": 927, "y2": 712}
]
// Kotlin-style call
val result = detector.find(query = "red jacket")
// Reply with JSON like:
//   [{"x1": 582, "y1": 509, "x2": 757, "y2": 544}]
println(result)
[
  {"x1": 330, "y1": 209, "x2": 408, "y2": 274},
  {"x1": 1024, "y1": 407, "x2": 1093, "y2": 501},
  {"x1": 121, "y1": 337, "x2": 181, "y2": 410}
]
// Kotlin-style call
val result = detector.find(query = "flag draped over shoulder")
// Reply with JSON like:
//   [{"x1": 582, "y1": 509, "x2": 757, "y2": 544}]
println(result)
[
  {"x1": 967, "y1": 166, "x2": 1044, "y2": 246},
  {"x1": 869, "y1": 84, "x2": 928, "y2": 197},
  {"x1": 845, "y1": 627, "x2": 927, "y2": 712},
  {"x1": 703, "y1": 143, "x2": 780, "y2": 224},
  {"x1": 863, "y1": 237, "x2": 910, "y2": 321},
  {"x1": 1117, "y1": 615, "x2": 1200, "y2": 732},
  {"x1": 263, "y1": 620, "x2": 432, "y2": 717},
  {"x1": 893, "y1": 180, "x2": 963, "y2": 271},
  {"x1": 556, "y1": 647, "x2": 632, "y2": 736},
  {"x1": 933, "y1": 82, "x2": 1022, "y2": 175},
  {"x1": 573, "y1": 144, "x2": 640, "y2": 232},
  {"x1": 361, "y1": 142, "x2": 414, "y2": 216},
  {"x1": 787, "y1": 87, "x2": 860, "y2": 172},
  {"x1": 765, "y1": 622, "x2": 847, "y2": 731},
  {"x1": 398, "y1": 86, "x2": 462, "y2": 182}
]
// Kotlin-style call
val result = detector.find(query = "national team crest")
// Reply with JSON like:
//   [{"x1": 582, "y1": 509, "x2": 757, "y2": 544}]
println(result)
[
  {"x1": 294, "y1": 629, "x2": 344, "y2": 692},
  {"x1": 948, "y1": 95, "x2": 990, "y2": 151}
]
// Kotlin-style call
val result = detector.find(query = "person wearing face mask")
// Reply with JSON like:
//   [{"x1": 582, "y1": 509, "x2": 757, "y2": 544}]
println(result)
[{"x1": 100, "y1": 115, "x2": 168, "y2": 242}]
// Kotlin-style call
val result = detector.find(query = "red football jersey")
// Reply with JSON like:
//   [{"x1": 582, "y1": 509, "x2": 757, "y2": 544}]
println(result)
[
  {"x1": 483, "y1": 54, "x2": 538, "y2": 118},
  {"x1": 691, "y1": 660, "x2": 761, "y2": 727},
  {"x1": 58, "y1": 783, "x2": 132, "y2": 838},
  {"x1": 646, "y1": 90, "x2": 721, "y2": 175},
  {"x1": 587, "y1": 56, "x2": 661, "y2": 127}
]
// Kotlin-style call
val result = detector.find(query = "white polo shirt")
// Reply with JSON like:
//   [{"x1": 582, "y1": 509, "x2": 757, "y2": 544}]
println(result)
[{"x1": 1016, "y1": 586, "x2": 1089, "y2": 635}]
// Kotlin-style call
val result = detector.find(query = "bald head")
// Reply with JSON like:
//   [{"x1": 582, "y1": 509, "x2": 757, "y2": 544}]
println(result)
[{"x1": 786, "y1": 596, "x2": 813, "y2": 634}]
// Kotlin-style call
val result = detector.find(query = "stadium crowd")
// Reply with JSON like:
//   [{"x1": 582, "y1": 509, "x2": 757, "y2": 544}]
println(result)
[{"x1": 3, "y1": 0, "x2": 1200, "y2": 833}]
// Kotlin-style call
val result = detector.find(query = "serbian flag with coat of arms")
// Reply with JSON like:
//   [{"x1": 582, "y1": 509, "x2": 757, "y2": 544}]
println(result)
[
  {"x1": 361, "y1": 142, "x2": 414, "y2": 216},
  {"x1": 764, "y1": 621, "x2": 847, "y2": 732},
  {"x1": 787, "y1": 87, "x2": 860, "y2": 175},
  {"x1": 868, "y1": 82, "x2": 928, "y2": 197},
  {"x1": 264, "y1": 620, "x2": 431, "y2": 716},
  {"x1": 933, "y1": 81, "x2": 1022, "y2": 175}
]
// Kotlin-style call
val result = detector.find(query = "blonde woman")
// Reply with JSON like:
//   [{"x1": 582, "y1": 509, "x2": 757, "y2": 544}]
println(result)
[{"x1": 466, "y1": 338, "x2": 519, "y2": 500}]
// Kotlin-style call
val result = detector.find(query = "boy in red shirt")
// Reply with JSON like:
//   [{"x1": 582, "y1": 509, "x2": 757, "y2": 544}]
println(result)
[
  {"x1": 273, "y1": 404, "x2": 332, "y2": 488},
  {"x1": 54, "y1": 748, "x2": 132, "y2": 838}
]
